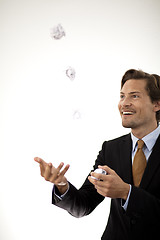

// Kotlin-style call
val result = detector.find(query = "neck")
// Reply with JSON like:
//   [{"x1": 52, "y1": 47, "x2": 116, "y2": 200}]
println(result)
[{"x1": 131, "y1": 124, "x2": 158, "y2": 139}]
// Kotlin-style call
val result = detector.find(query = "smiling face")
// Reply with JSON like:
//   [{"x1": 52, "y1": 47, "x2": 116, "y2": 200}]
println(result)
[{"x1": 118, "y1": 79, "x2": 160, "y2": 138}]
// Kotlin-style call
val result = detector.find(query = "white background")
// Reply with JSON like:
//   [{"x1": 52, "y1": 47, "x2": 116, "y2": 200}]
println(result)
[{"x1": 0, "y1": 0, "x2": 160, "y2": 239}]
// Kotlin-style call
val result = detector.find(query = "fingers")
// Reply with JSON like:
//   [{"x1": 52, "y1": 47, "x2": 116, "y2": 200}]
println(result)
[
  {"x1": 44, "y1": 163, "x2": 63, "y2": 181},
  {"x1": 34, "y1": 157, "x2": 70, "y2": 184},
  {"x1": 98, "y1": 165, "x2": 115, "y2": 175},
  {"x1": 58, "y1": 164, "x2": 70, "y2": 177},
  {"x1": 89, "y1": 167, "x2": 126, "y2": 198},
  {"x1": 90, "y1": 171, "x2": 106, "y2": 181},
  {"x1": 43, "y1": 162, "x2": 63, "y2": 181},
  {"x1": 44, "y1": 163, "x2": 53, "y2": 181},
  {"x1": 88, "y1": 170, "x2": 110, "y2": 193},
  {"x1": 34, "y1": 157, "x2": 44, "y2": 164},
  {"x1": 34, "y1": 157, "x2": 47, "y2": 177},
  {"x1": 88, "y1": 174, "x2": 110, "y2": 198},
  {"x1": 88, "y1": 175, "x2": 96, "y2": 185},
  {"x1": 56, "y1": 162, "x2": 65, "y2": 174},
  {"x1": 50, "y1": 164, "x2": 70, "y2": 184}
]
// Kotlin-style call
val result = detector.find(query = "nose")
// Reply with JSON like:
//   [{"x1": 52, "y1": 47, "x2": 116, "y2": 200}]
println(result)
[{"x1": 120, "y1": 96, "x2": 132, "y2": 108}]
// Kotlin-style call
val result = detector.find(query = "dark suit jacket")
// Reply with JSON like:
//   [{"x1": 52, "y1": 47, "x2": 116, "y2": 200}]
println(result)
[{"x1": 52, "y1": 134, "x2": 160, "y2": 240}]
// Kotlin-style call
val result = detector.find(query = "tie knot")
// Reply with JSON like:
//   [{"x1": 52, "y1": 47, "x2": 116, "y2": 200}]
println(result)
[{"x1": 137, "y1": 140, "x2": 144, "y2": 149}]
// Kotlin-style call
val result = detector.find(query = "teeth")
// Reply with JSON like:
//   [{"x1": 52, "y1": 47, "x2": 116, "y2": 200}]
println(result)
[{"x1": 123, "y1": 112, "x2": 133, "y2": 115}]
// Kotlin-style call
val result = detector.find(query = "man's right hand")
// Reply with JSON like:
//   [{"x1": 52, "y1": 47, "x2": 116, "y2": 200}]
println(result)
[{"x1": 34, "y1": 157, "x2": 70, "y2": 194}]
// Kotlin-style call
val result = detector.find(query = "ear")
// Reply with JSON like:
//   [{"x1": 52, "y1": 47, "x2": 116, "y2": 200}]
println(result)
[{"x1": 153, "y1": 101, "x2": 160, "y2": 113}]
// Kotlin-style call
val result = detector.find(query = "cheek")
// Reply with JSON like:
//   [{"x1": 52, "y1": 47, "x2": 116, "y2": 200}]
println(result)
[
  {"x1": 138, "y1": 104, "x2": 153, "y2": 118},
  {"x1": 118, "y1": 102, "x2": 121, "y2": 112}
]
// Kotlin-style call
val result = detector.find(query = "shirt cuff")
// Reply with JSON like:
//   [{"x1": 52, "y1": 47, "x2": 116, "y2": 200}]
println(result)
[{"x1": 121, "y1": 184, "x2": 132, "y2": 211}]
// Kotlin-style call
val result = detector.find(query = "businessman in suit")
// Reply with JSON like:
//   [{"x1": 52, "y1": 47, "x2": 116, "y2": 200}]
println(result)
[{"x1": 35, "y1": 69, "x2": 160, "y2": 239}]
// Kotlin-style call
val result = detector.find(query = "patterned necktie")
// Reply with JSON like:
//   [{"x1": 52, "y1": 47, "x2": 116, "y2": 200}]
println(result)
[{"x1": 132, "y1": 140, "x2": 147, "y2": 187}]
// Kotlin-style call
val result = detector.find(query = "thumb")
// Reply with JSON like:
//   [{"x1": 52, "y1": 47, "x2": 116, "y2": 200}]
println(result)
[{"x1": 98, "y1": 165, "x2": 114, "y2": 175}]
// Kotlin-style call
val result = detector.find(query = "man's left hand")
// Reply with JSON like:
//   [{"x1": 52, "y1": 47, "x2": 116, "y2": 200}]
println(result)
[{"x1": 88, "y1": 165, "x2": 130, "y2": 200}]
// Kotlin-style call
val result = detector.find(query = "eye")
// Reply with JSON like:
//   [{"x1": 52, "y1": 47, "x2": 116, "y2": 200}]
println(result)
[
  {"x1": 120, "y1": 95, "x2": 125, "y2": 99},
  {"x1": 132, "y1": 95, "x2": 139, "y2": 99}
]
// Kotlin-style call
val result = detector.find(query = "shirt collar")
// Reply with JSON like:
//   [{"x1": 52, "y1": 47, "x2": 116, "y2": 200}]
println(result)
[{"x1": 131, "y1": 125, "x2": 160, "y2": 152}]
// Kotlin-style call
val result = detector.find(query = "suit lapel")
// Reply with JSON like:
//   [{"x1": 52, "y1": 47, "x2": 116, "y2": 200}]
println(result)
[
  {"x1": 119, "y1": 134, "x2": 133, "y2": 184},
  {"x1": 140, "y1": 134, "x2": 160, "y2": 189}
]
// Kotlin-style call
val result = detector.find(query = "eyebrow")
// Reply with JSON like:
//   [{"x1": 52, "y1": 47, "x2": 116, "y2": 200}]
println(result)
[{"x1": 120, "y1": 91, "x2": 141, "y2": 95}]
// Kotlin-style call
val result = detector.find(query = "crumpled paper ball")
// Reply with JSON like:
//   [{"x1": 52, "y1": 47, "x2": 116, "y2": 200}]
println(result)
[
  {"x1": 50, "y1": 24, "x2": 65, "y2": 40},
  {"x1": 66, "y1": 67, "x2": 76, "y2": 81}
]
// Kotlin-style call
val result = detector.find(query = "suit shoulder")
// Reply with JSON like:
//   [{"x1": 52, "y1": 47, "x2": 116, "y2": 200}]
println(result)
[{"x1": 102, "y1": 133, "x2": 131, "y2": 147}]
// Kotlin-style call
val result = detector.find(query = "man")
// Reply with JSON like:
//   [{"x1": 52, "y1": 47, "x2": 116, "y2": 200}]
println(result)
[{"x1": 35, "y1": 69, "x2": 160, "y2": 239}]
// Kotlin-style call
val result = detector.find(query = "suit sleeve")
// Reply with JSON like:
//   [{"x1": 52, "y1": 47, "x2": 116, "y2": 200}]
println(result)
[
  {"x1": 126, "y1": 186, "x2": 160, "y2": 225},
  {"x1": 52, "y1": 142, "x2": 107, "y2": 218}
]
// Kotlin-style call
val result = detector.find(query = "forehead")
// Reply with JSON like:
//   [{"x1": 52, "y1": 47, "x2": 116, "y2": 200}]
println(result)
[{"x1": 121, "y1": 79, "x2": 147, "y2": 94}]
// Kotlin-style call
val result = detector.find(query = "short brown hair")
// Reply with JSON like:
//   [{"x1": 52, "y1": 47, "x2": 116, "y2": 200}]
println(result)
[{"x1": 121, "y1": 69, "x2": 160, "y2": 123}]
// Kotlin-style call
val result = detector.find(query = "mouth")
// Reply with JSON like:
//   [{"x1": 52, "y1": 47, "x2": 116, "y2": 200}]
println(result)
[{"x1": 121, "y1": 111, "x2": 135, "y2": 116}]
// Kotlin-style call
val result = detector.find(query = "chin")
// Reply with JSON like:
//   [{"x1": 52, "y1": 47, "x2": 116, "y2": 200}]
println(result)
[
  {"x1": 122, "y1": 124, "x2": 131, "y2": 129},
  {"x1": 122, "y1": 121, "x2": 136, "y2": 129}
]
